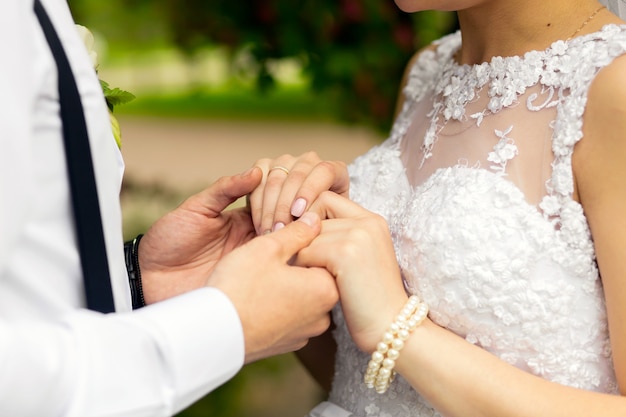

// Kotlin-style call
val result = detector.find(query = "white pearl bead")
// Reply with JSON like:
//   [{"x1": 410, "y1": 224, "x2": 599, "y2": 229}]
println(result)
[
  {"x1": 382, "y1": 332, "x2": 394, "y2": 344},
  {"x1": 398, "y1": 329, "x2": 410, "y2": 341},
  {"x1": 392, "y1": 338, "x2": 404, "y2": 350},
  {"x1": 382, "y1": 358, "x2": 395, "y2": 369},
  {"x1": 372, "y1": 351, "x2": 384, "y2": 363},
  {"x1": 376, "y1": 342, "x2": 389, "y2": 353},
  {"x1": 387, "y1": 348, "x2": 400, "y2": 360}
]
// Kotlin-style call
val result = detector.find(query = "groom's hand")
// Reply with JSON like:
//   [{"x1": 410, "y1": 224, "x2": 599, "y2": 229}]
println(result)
[
  {"x1": 139, "y1": 167, "x2": 263, "y2": 304},
  {"x1": 207, "y1": 212, "x2": 339, "y2": 363}
]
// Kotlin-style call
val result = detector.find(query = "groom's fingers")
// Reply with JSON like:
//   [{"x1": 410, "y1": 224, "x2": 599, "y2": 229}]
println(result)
[{"x1": 183, "y1": 167, "x2": 263, "y2": 216}]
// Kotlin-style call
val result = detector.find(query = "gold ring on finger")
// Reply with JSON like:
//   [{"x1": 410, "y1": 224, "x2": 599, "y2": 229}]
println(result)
[{"x1": 269, "y1": 165, "x2": 290, "y2": 175}]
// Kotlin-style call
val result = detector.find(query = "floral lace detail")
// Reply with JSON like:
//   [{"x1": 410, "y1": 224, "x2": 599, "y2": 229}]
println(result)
[
  {"x1": 487, "y1": 126, "x2": 518, "y2": 175},
  {"x1": 397, "y1": 25, "x2": 626, "y2": 218},
  {"x1": 321, "y1": 25, "x2": 626, "y2": 417}
]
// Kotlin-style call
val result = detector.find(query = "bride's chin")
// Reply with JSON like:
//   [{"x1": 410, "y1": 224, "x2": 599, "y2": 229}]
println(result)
[
  {"x1": 393, "y1": 0, "x2": 461, "y2": 13},
  {"x1": 393, "y1": 0, "x2": 437, "y2": 13},
  {"x1": 393, "y1": 0, "x2": 422, "y2": 13}
]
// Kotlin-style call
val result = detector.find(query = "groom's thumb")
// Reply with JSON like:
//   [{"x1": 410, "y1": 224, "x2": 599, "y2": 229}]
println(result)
[
  {"x1": 190, "y1": 167, "x2": 263, "y2": 215},
  {"x1": 266, "y1": 212, "x2": 321, "y2": 261}
]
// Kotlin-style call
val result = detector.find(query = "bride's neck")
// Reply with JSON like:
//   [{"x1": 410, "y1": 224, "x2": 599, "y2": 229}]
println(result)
[{"x1": 455, "y1": 0, "x2": 609, "y2": 64}]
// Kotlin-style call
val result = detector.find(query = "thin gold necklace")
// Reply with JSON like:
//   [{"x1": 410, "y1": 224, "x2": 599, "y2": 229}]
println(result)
[
  {"x1": 453, "y1": 5, "x2": 607, "y2": 64},
  {"x1": 566, "y1": 5, "x2": 606, "y2": 41}
]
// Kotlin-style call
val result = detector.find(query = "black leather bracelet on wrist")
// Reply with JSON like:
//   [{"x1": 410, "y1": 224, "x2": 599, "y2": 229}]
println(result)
[{"x1": 124, "y1": 234, "x2": 145, "y2": 309}]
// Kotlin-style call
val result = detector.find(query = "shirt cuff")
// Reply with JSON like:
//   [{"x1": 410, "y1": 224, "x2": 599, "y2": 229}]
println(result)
[{"x1": 133, "y1": 287, "x2": 245, "y2": 410}]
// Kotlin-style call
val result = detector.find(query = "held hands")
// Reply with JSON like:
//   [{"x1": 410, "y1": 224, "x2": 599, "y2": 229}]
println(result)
[
  {"x1": 136, "y1": 161, "x2": 340, "y2": 364},
  {"x1": 246, "y1": 152, "x2": 408, "y2": 353},
  {"x1": 296, "y1": 191, "x2": 410, "y2": 354},
  {"x1": 249, "y1": 152, "x2": 349, "y2": 235},
  {"x1": 138, "y1": 167, "x2": 263, "y2": 304},
  {"x1": 207, "y1": 212, "x2": 339, "y2": 363}
]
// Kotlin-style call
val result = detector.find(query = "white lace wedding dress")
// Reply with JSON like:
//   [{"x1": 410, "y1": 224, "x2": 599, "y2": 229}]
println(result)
[{"x1": 308, "y1": 24, "x2": 626, "y2": 417}]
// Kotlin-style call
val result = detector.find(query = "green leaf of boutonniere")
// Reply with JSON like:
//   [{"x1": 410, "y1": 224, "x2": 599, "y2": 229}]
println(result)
[
  {"x1": 76, "y1": 24, "x2": 134, "y2": 149},
  {"x1": 100, "y1": 79, "x2": 136, "y2": 112}
]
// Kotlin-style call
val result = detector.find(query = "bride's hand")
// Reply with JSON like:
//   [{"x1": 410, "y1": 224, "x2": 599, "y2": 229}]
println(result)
[
  {"x1": 249, "y1": 152, "x2": 349, "y2": 235},
  {"x1": 295, "y1": 191, "x2": 409, "y2": 353}
]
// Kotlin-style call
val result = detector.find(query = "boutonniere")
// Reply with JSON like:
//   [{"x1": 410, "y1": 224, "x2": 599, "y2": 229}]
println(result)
[{"x1": 76, "y1": 24, "x2": 135, "y2": 149}]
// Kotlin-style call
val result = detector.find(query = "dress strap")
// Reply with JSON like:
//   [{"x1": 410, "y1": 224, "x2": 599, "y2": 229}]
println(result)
[{"x1": 550, "y1": 25, "x2": 626, "y2": 201}]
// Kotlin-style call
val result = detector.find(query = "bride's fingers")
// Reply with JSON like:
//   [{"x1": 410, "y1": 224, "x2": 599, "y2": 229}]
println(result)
[
  {"x1": 293, "y1": 227, "x2": 344, "y2": 269},
  {"x1": 249, "y1": 155, "x2": 295, "y2": 234},
  {"x1": 287, "y1": 160, "x2": 349, "y2": 216},
  {"x1": 249, "y1": 153, "x2": 350, "y2": 234},
  {"x1": 262, "y1": 155, "x2": 320, "y2": 231},
  {"x1": 307, "y1": 190, "x2": 370, "y2": 220},
  {"x1": 259, "y1": 155, "x2": 298, "y2": 233},
  {"x1": 295, "y1": 215, "x2": 389, "y2": 270},
  {"x1": 267, "y1": 158, "x2": 350, "y2": 231}
]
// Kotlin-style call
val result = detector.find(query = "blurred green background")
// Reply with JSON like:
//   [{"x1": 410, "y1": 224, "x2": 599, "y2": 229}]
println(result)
[
  {"x1": 67, "y1": 1, "x2": 456, "y2": 416},
  {"x1": 70, "y1": 0, "x2": 457, "y2": 132}
]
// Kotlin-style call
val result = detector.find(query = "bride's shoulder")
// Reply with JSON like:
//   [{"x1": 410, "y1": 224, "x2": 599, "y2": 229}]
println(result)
[
  {"x1": 393, "y1": 32, "x2": 460, "y2": 116},
  {"x1": 573, "y1": 49, "x2": 626, "y2": 204},
  {"x1": 585, "y1": 51, "x2": 626, "y2": 126},
  {"x1": 407, "y1": 31, "x2": 460, "y2": 74},
  {"x1": 586, "y1": 28, "x2": 626, "y2": 95}
]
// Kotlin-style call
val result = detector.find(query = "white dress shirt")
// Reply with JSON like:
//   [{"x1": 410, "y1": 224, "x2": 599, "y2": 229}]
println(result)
[{"x1": 0, "y1": 1, "x2": 245, "y2": 415}]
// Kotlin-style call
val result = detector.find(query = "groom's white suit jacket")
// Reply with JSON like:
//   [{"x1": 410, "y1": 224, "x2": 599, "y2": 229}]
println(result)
[{"x1": 0, "y1": 0, "x2": 244, "y2": 415}]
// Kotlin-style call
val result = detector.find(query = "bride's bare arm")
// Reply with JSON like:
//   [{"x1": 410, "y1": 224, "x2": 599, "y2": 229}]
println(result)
[{"x1": 574, "y1": 53, "x2": 626, "y2": 392}]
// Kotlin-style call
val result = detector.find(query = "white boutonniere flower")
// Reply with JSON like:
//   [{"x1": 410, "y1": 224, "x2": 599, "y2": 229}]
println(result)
[
  {"x1": 75, "y1": 24, "x2": 135, "y2": 149},
  {"x1": 75, "y1": 24, "x2": 98, "y2": 68}
]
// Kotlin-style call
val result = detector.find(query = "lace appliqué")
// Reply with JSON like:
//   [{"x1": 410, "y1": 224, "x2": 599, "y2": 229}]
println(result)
[
  {"x1": 487, "y1": 126, "x2": 518, "y2": 175},
  {"x1": 417, "y1": 49, "x2": 541, "y2": 168}
]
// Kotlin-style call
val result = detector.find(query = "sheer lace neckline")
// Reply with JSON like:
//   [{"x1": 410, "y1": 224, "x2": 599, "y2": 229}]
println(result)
[
  {"x1": 421, "y1": 24, "x2": 626, "y2": 124},
  {"x1": 395, "y1": 22, "x2": 626, "y2": 224}
]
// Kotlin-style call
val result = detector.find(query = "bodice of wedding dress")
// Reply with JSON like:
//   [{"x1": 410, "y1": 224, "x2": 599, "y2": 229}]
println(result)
[{"x1": 325, "y1": 25, "x2": 626, "y2": 417}]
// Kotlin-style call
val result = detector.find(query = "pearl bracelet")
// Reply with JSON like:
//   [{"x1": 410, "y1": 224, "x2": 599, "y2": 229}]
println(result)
[{"x1": 363, "y1": 295, "x2": 429, "y2": 394}]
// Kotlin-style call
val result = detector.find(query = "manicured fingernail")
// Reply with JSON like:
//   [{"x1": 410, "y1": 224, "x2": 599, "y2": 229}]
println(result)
[
  {"x1": 291, "y1": 198, "x2": 307, "y2": 217},
  {"x1": 272, "y1": 222, "x2": 285, "y2": 232},
  {"x1": 298, "y1": 212, "x2": 318, "y2": 227}
]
